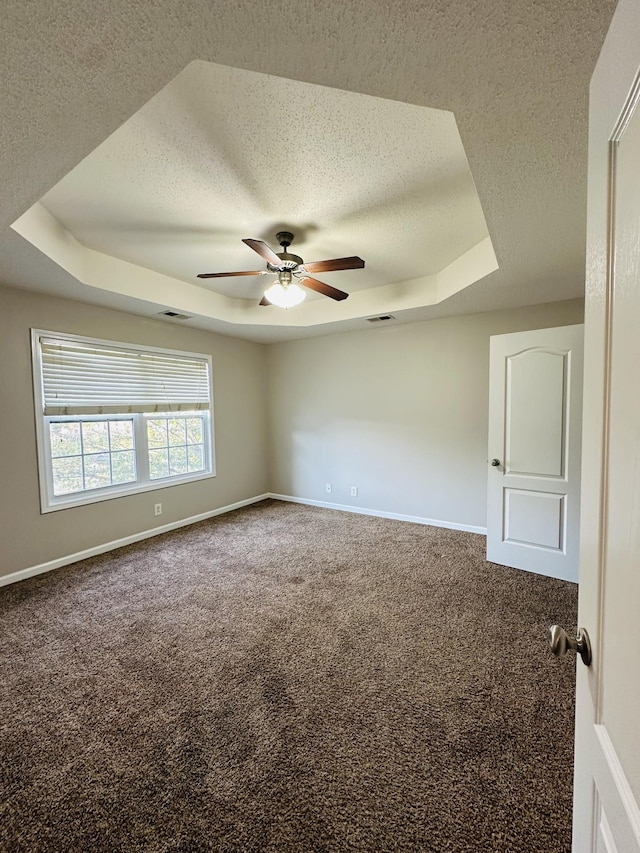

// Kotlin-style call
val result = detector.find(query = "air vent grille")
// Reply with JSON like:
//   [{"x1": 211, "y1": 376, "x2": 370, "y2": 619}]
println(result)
[{"x1": 159, "y1": 310, "x2": 192, "y2": 320}]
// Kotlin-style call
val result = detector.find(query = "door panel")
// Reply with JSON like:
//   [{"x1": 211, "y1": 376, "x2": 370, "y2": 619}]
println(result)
[
  {"x1": 506, "y1": 349, "x2": 566, "y2": 477},
  {"x1": 503, "y1": 489, "x2": 564, "y2": 549},
  {"x1": 487, "y1": 325, "x2": 583, "y2": 580}
]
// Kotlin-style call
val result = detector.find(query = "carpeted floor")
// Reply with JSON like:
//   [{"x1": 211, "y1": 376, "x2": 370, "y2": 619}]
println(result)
[{"x1": 0, "y1": 499, "x2": 577, "y2": 852}]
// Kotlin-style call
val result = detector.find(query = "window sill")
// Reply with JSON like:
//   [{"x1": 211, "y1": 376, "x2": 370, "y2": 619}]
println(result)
[{"x1": 41, "y1": 470, "x2": 216, "y2": 513}]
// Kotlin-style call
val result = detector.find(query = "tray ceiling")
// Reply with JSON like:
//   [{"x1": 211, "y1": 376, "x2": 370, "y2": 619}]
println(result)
[
  {"x1": 15, "y1": 61, "x2": 495, "y2": 326},
  {"x1": 1, "y1": 0, "x2": 617, "y2": 342}
]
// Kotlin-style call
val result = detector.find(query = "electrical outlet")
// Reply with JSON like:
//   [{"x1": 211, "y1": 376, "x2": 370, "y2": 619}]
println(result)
[
  {"x1": 154, "y1": 503, "x2": 163, "y2": 516},
  {"x1": 325, "y1": 483, "x2": 332, "y2": 493},
  {"x1": 350, "y1": 486, "x2": 358, "y2": 497}
]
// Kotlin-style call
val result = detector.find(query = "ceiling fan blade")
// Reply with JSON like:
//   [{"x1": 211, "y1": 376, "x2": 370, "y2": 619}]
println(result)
[
  {"x1": 301, "y1": 276, "x2": 349, "y2": 301},
  {"x1": 242, "y1": 238, "x2": 282, "y2": 266},
  {"x1": 259, "y1": 295, "x2": 271, "y2": 306},
  {"x1": 302, "y1": 256, "x2": 365, "y2": 274},
  {"x1": 197, "y1": 270, "x2": 264, "y2": 279}
]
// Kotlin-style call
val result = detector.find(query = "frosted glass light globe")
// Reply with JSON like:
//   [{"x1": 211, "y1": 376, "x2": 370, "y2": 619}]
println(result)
[{"x1": 264, "y1": 282, "x2": 306, "y2": 308}]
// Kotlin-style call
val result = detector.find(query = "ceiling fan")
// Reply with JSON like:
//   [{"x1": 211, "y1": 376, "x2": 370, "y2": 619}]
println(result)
[{"x1": 197, "y1": 231, "x2": 365, "y2": 307}]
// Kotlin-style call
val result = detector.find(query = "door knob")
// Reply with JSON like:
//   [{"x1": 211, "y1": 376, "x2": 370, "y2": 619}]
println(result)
[
  {"x1": 490, "y1": 458, "x2": 501, "y2": 466},
  {"x1": 549, "y1": 625, "x2": 592, "y2": 667}
]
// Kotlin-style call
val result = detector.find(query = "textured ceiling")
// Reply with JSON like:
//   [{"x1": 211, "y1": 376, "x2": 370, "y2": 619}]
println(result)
[
  {"x1": 35, "y1": 61, "x2": 490, "y2": 302},
  {"x1": 0, "y1": 0, "x2": 618, "y2": 342}
]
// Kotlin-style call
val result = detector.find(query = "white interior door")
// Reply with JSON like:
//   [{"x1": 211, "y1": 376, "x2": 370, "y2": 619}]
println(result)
[
  {"x1": 487, "y1": 325, "x2": 584, "y2": 581},
  {"x1": 572, "y1": 1, "x2": 640, "y2": 848}
]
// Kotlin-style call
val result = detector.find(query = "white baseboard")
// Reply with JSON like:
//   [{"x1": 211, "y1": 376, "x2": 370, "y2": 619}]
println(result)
[
  {"x1": 267, "y1": 493, "x2": 487, "y2": 535},
  {"x1": 2, "y1": 492, "x2": 486, "y2": 589},
  {"x1": 0, "y1": 494, "x2": 271, "y2": 588}
]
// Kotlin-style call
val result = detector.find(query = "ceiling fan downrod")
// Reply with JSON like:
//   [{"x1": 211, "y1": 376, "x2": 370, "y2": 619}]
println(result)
[{"x1": 272, "y1": 231, "x2": 303, "y2": 269}]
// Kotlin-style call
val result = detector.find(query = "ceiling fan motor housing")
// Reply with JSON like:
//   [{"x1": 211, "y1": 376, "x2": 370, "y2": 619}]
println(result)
[
  {"x1": 269, "y1": 252, "x2": 303, "y2": 269},
  {"x1": 269, "y1": 231, "x2": 303, "y2": 269}
]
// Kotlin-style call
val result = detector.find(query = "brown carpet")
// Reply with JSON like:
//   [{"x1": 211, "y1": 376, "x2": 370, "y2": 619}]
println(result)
[{"x1": 0, "y1": 499, "x2": 577, "y2": 853}]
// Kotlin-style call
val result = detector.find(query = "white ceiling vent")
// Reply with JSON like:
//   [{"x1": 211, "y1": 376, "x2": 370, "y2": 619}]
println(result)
[
  {"x1": 159, "y1": 310, "x2": 192, "y2": 320},
  {"x1": 366, "y1": 315, "x2": 395, "y2": 323}
]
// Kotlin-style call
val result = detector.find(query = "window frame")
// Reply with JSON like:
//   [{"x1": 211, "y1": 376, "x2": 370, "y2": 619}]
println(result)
[{"x1": 31, "y1": 329, "x2": 215, "y2": 513}]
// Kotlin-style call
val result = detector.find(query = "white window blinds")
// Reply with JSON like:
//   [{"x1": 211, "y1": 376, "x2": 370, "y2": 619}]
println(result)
[{"x1": 37, "y1": 334, "x2": 211, "y2": 415}]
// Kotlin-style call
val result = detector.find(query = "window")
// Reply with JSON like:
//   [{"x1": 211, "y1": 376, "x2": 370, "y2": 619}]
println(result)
[
  {"x1": 147, "y1": 414, "x2": 207, "y2": 480},
  {"x1": 31, "y1": 330, "x2": 214, "y2": 512}
]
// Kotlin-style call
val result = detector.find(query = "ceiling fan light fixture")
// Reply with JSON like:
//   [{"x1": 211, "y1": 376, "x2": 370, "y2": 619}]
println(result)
[
  {"x1": 199, "y1": 232, "x2": 360, "y2": 304},
  {"x1": 264, "y1": 282, "x2": 306, "y2": 308}
]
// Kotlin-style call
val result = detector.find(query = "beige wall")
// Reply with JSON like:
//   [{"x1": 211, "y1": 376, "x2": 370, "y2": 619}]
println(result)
[
  {"x1": 266, "y1": 299, "x2": 584, "y2": 530},
  {"x1": 0, "y1": 285, "x2": 585, "y2": 579},
  {"x1": 0, "y1": 286, "x2": 269, "y2": 577}
]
